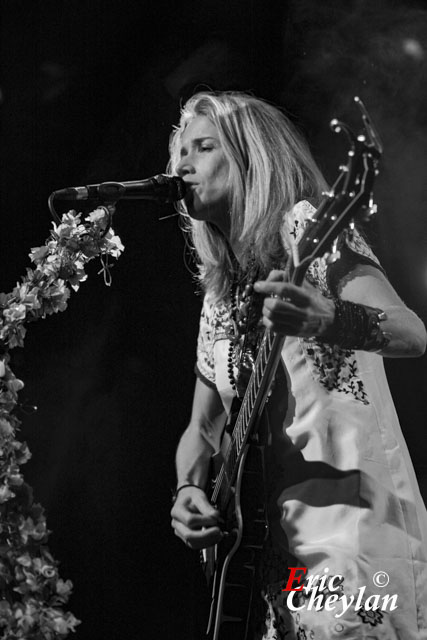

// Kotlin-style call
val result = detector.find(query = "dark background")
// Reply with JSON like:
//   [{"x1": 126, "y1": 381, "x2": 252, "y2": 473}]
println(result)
[{"x1": 1, "y1": 1, "x2": 427, "y2": 638}]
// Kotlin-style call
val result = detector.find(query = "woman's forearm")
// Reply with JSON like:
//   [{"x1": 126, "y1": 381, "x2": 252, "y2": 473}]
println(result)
[
  {"x1": 175, "y1": 422, "x2": 216, "y2": 490},
  {"x1": 375, "y1": 304, "x2": 426, "y2": 358}
]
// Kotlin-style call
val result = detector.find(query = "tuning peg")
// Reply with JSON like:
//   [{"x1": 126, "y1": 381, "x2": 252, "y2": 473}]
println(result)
[
  {"x1": 326, "y1": 251, "x2": 341, "y2": 265},
  {"x1": 321, "y1": 190, "x2": 335, "y2": 198},
  {"x1": 325, "y1": 238, "x2": 341, "y2": 264},
  {"x1": 360, "y1": 200, "x2": 378, "y2": 221}
]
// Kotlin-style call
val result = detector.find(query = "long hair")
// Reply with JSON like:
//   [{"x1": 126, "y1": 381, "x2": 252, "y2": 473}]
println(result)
[{"x1": 168, "y1": 91, "x2": 328, "y2": 302}]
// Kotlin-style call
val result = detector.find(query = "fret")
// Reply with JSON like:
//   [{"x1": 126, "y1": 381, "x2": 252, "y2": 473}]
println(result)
[
  {"x1": 258, "y1": 342, "x2": 265, "y2": 367},
  {"x1": 254, "y1": 365, "x2": 261, "y2": 389},
  {"x1": 233, "y1": 430, "x2": 239, "y2": 454},
  {"x1": 238, "y1": 423, "x2": 245, "y2": 451},
  {"x1": 244, "y1": 391, "x2": 251, "y2": 417},
  {"x1": 237, "y1": 426, "x2": 242, "y2": 450},
  {"x1": 232, "y1": 442, "x2": 238, "y2": 467},
  {"x1": 239, "y1": 417, "x2": 246, "y2": 443},
  {"x1": 261, "y1": 346, "x2": 268, "y2": 371},
  {"x1": 240, "y1": 402, "x2": 246, "y2": 428},
  {"x1": 249, "y1": 383, "x2": 256, "y2": 408}
]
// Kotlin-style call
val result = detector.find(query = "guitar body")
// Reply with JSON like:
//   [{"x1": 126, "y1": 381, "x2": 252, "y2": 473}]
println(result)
[{"x1": 203, "y1": 438, "x2": 268, "y2": 640}]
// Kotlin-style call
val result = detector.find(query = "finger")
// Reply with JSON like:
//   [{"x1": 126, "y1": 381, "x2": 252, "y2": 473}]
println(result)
[
  {"x1": 261, "y1": 305, "x2": 322, "y2": 337},
  {"x1": 261, "y1": 298, "x2": 307, "y2": 333},
  {"x1": 254, "y1": 281, "x2": 310, "y2": 306},
  {"x1": 263, "y1": 297, "x2": 306, "y2": 318},
  {"x1": 191, "y1": 491, "x2": 222, "y2": 519},
  {"x1": 264, "y1": 269, "x2": 287, "y2": 283},
  {"x1": 261, "y1": 315, "x2": 304, "y2": 335},
  {"x1": 177, "y1": 486, "x2": 220, "y2": 518},
  {"x1": 171, "y1": 490, "x2": 220, "y2": 519},
  {"x1": 171, "y1": 502, "x2": 221, "y2": 528},
  {"x1": 172, "y1": 520, "x2": 223, "y2": 549}
]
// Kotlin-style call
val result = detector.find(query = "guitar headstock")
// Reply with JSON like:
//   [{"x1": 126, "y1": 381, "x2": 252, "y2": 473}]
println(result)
[{"x1": 293, "y1": 97, "x2": 382, "y2": 286}]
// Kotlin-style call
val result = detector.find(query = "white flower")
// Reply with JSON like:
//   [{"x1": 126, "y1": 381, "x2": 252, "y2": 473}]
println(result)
[
  {"x1": 56, "y1": 578, "x2": 73, "y2": 597},
  {"x1": 4, "y1": 303, "x2": 26, "y2": 323},
  {"x1": 0, "y1": 417, "x2": 14, "y2": 436},
  {"x1": 85, "y1": 208, "x2": 108, "y2": 224},
  {"x1": 0, "y1": 483, "x2": 15, "y2": 503}
]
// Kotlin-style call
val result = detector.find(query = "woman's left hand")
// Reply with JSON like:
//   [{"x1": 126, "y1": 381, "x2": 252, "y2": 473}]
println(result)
[{"x1": 254, "y1": 270, "x2": 335, "y2": 338}]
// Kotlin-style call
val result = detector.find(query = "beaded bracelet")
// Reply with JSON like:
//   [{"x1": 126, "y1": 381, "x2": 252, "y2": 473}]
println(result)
[
  {"x1": 325, "y1": 299, "x2": 392, "y2": 352},
  {"x1": 171, "y1": 483, "x2": 204, "y2": 504}
]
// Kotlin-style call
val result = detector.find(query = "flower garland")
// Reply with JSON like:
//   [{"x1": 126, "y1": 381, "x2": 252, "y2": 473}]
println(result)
[{"x1": 0, "y1": 208, "x2": 124, "y2": 638}]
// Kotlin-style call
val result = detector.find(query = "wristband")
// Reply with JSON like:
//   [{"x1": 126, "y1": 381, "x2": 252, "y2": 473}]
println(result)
[
  {"x1": 172, "y1": 483, "x2": 204, "y2": 504},
  {"x1": 325, "y1": 299, "x2": 392, "y2": 352}
]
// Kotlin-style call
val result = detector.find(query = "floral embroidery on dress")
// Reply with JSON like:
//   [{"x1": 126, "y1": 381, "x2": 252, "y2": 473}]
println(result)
[
  {"x1": 196, "y1": 298, "x2": 233, "y2": 386},
  {"x1": 300, "y1": 339, "x2": 369, "y2": 404},
  {"x1": 306, "y1": 257, "x2": 329, "y2": 296},
  {"x1": 195, "y1": 300, "x2": 216, "y2": 385},
  {"x1": 210, "y1": 300, "x2": 233, "y2": 341},
  {"x1": 357, "y1": 606, "x2": 384, "y2": 626},
  {"x1": 196, "y1": 275, "x2": 264, "y2": 393}
]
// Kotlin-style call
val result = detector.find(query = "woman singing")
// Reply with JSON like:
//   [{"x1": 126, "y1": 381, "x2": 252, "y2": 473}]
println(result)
[{"x1": 169, "y1": 91, "x2": 427, "y2": 639}]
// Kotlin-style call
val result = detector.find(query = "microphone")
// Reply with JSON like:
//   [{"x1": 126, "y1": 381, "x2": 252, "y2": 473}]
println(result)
[{"x1": 51, "y1": 174, "x2": 186, "y2": 203}]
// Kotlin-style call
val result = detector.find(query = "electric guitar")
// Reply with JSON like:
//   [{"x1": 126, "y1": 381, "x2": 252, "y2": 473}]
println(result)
[{"x1": 201, "y1": 97, "x2": 383, "y2": 640}]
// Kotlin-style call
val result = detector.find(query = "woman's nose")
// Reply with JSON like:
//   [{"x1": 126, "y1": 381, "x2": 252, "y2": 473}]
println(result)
[{"x1": 176, "y1": 156, "x2": 195, "y2": 177}]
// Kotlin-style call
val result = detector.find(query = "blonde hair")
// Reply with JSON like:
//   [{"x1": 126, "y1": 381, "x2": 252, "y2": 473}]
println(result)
[{"x1": 168, "y1": 91, "x2": 327, "y2": 301}]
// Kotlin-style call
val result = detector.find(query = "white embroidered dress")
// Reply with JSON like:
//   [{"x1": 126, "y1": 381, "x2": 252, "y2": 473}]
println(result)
[{"x1": 195, "y1": 201, "x2": 427, "y2": 640}]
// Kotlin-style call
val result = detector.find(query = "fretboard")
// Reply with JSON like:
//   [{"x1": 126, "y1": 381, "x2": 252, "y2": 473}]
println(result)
[{"x1": 211, "y1": 329, "x2": 285, "y2": 511}]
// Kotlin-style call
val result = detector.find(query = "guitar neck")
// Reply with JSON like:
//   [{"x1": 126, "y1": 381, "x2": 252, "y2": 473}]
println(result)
[{"x1": 212, "y1": 328, "x2": 285, "y2": 511}]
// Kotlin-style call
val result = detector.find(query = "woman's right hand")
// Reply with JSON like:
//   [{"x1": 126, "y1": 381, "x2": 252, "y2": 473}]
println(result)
[{"x1": 171, "y1": 486, "x2": 223, "y2": 550}]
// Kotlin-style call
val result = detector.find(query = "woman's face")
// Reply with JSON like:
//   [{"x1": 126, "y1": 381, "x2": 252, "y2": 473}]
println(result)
[{"x1": 176, "y1": 115, "x2": 231, "y2": 235}]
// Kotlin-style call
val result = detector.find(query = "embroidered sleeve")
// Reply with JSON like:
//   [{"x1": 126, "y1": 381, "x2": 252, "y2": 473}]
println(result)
[
  {"x1": 281, "y1": 201, "x2": 386, "y2": 297},
  {"x1": 302, "y1": 227, "x2": 386, "y2": 298},
  {"x1": 280, "y1": 200, "x2": 331, "y2": 295},
  {"x1": 194, "y1": 296, "x2": 217, "y2": 390},
  {"x1": 326, "y1": 227, "x2": 386, "y2": 297}
]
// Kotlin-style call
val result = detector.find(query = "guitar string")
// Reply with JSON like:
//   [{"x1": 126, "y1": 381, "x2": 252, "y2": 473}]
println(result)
[
  {"x1": 214, "y1": 330, "x2": 278, "y2": 509},
  {"x1": 211, "y1": 331, "x2": 272, "y2": 506}
]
